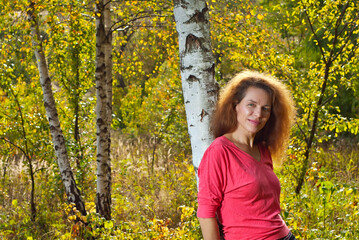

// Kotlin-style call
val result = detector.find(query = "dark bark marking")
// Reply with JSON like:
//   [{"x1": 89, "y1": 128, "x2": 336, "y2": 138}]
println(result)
[
  {"x1": 184, "y1": 7, "x2": 209, "y2": 24},
  {"x1": 173, "y1": 0, "x2": 188, "y2": 8},
  {"x1": 96, "y1": 192, "x2": 112, "y2": 220},
  {"x1": 180, "y1": 63, "x2": 193, "y2": 71},
  {"x1": 95, "y1": 63, "x2": 106, "y2": 73},
  {"x1": 41, "y1": 77, "x2": 51, "y2": 87},
  {"x1": 199, "y1": 109, "x2": 208, "y2": 122},
  {"x1": 185, "y1": 34, "x2": 205, "y2": 53},
  {"x1": 207, "y1": 82, "x2": 219, "y2": 97},
  {"x1": 97, "y1": 118, "x2": 105, "y2": 125},
  {"x1": 187, "y1": 75, "x2": 199, "y2": 83},
  {"x1": 206, "y1": 63, "x2": 215, "y2": 76}
]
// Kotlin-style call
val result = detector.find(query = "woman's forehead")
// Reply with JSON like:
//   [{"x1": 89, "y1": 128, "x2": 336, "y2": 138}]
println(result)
[{"x1": 240, "y1": 87, "x2": 272, "y2": 104}]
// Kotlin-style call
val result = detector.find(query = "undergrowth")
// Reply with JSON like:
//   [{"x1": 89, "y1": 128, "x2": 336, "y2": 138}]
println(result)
[{"x1": 0, "y1": 136, "x2": 358, "y2": 239}]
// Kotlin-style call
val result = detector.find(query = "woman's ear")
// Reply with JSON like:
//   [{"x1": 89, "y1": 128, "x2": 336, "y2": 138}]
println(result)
[
  {"x1": 234, "y1": 102, "x2": 240, "y2": 114},
  {"x1": 233, "y1": 100, "x2": 239, "y2": 109}
]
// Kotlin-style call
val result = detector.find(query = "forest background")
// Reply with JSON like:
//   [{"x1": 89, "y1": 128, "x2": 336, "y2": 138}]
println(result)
[{"x1": 0, "y1": 0, "x2": 359, "y2": 239}]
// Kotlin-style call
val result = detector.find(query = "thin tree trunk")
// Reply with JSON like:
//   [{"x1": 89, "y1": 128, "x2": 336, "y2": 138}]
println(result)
[
  {"x1": 95, "y1": 0, "x2": 112, "y2": 220},
  {"x1": 295, "y1": 2, "x2": 356, "y2": 194},
  {"x1": 173, "y1": 0, "x2": 218, "y2": 173},
  {"x1": 27, "y1": 1, "x2": 86, "y2": 216},
  {"x1": 12, "y1": 88, "x2": 37, "y2": 221},
  {"x1": 295, "y1": 67, "x2": 329, "y2": 194}
]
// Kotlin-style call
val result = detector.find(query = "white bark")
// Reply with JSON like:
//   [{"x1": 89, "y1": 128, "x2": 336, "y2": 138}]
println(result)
[
  {"x1": 27, "y1": 1, "x2": 86, "y2": 215},
  {"x1": 95, "y1": 0, "x2": 112, "y2": 220},
  {"x1": 173, "y1": 0, "x2": 218, "y2": 171}
]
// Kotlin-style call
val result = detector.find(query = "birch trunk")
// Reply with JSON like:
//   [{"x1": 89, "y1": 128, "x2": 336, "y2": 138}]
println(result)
[
  {"x1": 173, "y1": 0, "x2": 218, "y2": 172},
  {"x1": 27, "y1": 1, "x2": 86, "y2": 216},
  {"x1": 95, "y1": 0, "x2": 112, "y2": 220}
]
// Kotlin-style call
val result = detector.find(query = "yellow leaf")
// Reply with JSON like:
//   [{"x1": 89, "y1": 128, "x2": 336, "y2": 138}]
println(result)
[
  {"x1": 346, "y1": 189, "x2": 353, "y2": 195},
  {"x1": 257, "y1": 14, "x2": 264, "y2": 20},
  {"x1": 104, "y1": 221, "x2": 114, "y2": 229}
]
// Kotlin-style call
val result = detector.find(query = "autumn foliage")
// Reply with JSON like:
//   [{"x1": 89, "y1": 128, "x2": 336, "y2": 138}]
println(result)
[{"x1": 0, "y1": 0, "x2": 359, "y2": 239}]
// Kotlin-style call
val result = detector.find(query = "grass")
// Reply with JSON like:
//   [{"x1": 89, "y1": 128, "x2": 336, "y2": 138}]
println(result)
[
  {"x1": 0, "y1": 135, "x2": 358, "y2": 239},
  {"x1": 278, "y1": 142, "x2": 359, "y2": 239}
]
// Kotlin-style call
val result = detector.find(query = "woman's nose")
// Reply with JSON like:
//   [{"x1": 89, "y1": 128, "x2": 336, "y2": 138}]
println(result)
[{"x1": 253, "y1": 107, "x2": 262, "y2": 117}]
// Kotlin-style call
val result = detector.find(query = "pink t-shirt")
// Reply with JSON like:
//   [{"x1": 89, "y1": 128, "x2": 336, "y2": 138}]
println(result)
[{"x1": 197, "y1": 136, "x2": 289, "y2": 240}]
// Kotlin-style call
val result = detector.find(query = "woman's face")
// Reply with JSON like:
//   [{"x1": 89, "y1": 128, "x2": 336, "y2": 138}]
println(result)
[{"x1": 235, "y1": 86, "x2": 272, "y2": 136}]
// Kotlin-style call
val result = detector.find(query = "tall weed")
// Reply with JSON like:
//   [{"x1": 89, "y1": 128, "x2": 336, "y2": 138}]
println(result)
[{"x1": 279, "y1": 144, "x2": 359, "y2": 239}]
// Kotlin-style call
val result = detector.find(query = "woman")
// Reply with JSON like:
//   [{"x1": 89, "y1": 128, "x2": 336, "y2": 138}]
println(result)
[{"x1": 197, "y1": 70, "x2": 296, "y2": 240}]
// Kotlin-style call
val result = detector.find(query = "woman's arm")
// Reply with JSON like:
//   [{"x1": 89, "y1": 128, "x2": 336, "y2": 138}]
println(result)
[{"x1": 198, "y1": 217, "x2": 220, "y2": 240}]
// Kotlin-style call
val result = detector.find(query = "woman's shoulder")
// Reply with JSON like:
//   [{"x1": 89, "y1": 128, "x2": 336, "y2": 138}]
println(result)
[
  {"x1": 202, "y1": 136, "x2": 237, "y2": 160},
  {"x1": 200, "y1": 136, "x2": 234, "y2": 170},
  {"x1": 211, "y1": 135, "x2": 233, "y2": 147}
]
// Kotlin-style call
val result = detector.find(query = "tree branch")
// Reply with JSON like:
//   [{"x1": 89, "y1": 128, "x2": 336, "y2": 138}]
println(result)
[
  {"x1": 302, "y1": 1, "x2": 327, "y2": 65},
  {"x1": 0, "y1": 137, "x2": 28, "y2": 159},
  {"x1": 332, "y1": 15, "x2": 359, "y2": 62},
  {"x1": 328, "y1": 2, "x2": 349, "y2": 62},
  {"x1": 296, "y1": 120, "x2": 308, "y2": 143}
]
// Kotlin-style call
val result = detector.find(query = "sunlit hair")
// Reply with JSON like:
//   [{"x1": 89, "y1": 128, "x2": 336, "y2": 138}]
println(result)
[{"x1": 211, "y1": 70, "x2": 296, "y2": 164}]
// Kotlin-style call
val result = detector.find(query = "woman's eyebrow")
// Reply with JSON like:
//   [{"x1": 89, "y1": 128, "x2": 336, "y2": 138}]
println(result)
[{"x1": 247, "y1": 99, "x2": 271, "y2": 107}]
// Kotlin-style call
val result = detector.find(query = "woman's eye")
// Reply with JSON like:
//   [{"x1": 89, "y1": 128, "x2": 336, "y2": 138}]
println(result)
[{"x1": 263, "y1": 107, "x2": 271, "y2": 112}]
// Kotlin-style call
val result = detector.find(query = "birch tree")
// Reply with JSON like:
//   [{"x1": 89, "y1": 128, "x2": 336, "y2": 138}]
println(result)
[
  {"x1": 27, "y1": 0, "x2": 86, "y2": 216},
  {"x1": 95, "y1": 0, "x2": 113, "y2": 220},
  {"x1": 173, "y1": 0, "x2": 218, "y2": 172}
]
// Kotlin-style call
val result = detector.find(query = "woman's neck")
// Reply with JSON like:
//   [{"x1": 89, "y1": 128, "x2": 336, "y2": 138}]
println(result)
[
  {"x1": 224, "y1": 132, "x2": 261, "y2": 161},
  {"x1": 224, "y1": 131, "x2": 256, "y2": 148}
]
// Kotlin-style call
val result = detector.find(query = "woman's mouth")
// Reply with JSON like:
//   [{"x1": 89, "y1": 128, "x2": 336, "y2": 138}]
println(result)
[{"x1": 248, "y1": 119, "x2": 260, "y2": 126}]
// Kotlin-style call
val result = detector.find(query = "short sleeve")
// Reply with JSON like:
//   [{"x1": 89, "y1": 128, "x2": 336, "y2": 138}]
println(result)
[{"x1": 197, "y1": 145, "x2": 227, "y2": 218}]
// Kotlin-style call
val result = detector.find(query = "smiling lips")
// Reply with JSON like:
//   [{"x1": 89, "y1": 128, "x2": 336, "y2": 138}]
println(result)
[{"x1": 248, "y1": 119, "x2": 261, "y2": 126}]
